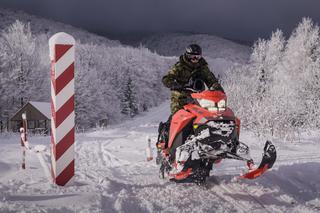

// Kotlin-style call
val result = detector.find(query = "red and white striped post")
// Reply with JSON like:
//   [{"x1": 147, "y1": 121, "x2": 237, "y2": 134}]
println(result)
[
  {"x1": 49, "y1": 32, "x2": 75, "y2": 186},
  {"x1": 20, "y1": 112, "x2": 28, "y2": 169}
]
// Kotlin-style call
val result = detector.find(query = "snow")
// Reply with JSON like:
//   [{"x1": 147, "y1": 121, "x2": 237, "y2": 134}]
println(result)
[
  {"x1": 0, "y1": 7, "x2": 320, "y2": 213},
  {"x1": 0, "y1": 102, "x2": 320, "y2": 213}
]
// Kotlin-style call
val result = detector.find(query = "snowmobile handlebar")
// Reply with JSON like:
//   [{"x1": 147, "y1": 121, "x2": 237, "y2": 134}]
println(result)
[{"x1": 182, "y1": 87, "x2": 199, "y2": 93}]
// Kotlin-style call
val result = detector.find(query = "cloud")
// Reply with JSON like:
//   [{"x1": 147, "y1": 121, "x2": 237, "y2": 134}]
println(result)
[{"x1": 1, "y1": 0, "x2": 320, "y2": 42}]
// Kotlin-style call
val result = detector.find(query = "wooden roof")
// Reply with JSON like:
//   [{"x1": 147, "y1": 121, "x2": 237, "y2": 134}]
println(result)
[{"x1": 10, "y1": 101, "x2": 51, "y2": 121}]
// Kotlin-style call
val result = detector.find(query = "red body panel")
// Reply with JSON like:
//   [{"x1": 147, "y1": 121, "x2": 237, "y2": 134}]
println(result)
[
  {"x1": 168, "y1": 109, "x2": 196, "y2": 149},
  {"x1": 191, "y1": 90, "x2": 227, "y2": 103},
  {"x1": 168, "y1": 90, "x2": 241, "y2": 149}
]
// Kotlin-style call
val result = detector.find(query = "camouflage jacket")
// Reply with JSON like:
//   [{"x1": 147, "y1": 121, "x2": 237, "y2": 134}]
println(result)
[{"x1": 162, "y1": 54, "x2": 223, "y2": 93}]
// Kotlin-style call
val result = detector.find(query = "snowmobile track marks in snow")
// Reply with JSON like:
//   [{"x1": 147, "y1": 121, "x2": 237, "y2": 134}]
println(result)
[
  {"x1": 98, "y1": 141, "x2": 130, "y2": 168},
  {"x1": 207, "y1": 176, "x2": 272, "y2": 213}
]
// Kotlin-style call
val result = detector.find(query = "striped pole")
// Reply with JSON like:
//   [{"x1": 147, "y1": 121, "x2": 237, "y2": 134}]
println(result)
[
  {"x1": 146, "y1": 137, "x2": 153, "y2": 161},
  {"x1": 49, "y1": 32, "x2": 75, "y2": 186},
  {"x1": 20, "y1": 112, "x2": 28, "y2": 169}
]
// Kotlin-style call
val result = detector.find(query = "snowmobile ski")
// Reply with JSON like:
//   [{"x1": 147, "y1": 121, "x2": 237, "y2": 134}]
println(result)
[{"x1": 240, "y1": 141, "x2": 276, "y2": 179}]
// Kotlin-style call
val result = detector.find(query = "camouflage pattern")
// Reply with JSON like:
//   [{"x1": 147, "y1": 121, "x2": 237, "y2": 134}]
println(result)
[
  {"x1": 162, "y1": 54, "x2": 223, "y2": 113},
  {"x1": 170, "y1": 90, "x2": 190, "y2": 114}
]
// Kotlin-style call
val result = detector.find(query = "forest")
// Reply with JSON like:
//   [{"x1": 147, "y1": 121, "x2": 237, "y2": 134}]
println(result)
[{"x1": 1, "y1": 17, "x2": 320, "y2": 140}]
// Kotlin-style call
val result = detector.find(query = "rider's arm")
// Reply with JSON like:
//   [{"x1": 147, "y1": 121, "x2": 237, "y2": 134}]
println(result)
[
  {"x1": 162, "y1": 63, "x2": 181, "y2": 88},
  {"x1": 202, "y1": 66, "x2": 224, "y2": 92}
]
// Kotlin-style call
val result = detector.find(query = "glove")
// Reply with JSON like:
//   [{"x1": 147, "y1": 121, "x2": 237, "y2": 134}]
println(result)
[
  {"x1": 210, "y1": 83, "x2": 225, "y2": 93},
  {"x1": 170, "y1": 81, "x2": 184, "y2": 91}
]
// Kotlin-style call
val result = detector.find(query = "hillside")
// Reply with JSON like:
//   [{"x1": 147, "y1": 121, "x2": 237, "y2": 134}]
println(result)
[
  {"x1": 0, "y1": 7, "x2": 252, "y2": 78},
  {"x1": 0, "y1": 7, "x2": 120, "y2": 46},
  {"x1": 141, "y1": 33, "x2": 251, "y2": 75},
  {"x1": 0, "y1": 7, "x2": 252, "y2": 128}
]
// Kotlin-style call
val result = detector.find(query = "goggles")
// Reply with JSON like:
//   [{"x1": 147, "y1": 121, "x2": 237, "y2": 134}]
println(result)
[{"x1": 188, "y1": 54, "x2": 202, "y2": 61}]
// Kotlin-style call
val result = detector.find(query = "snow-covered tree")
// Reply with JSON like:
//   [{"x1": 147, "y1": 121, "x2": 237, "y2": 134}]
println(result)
[
  {"x1": 0, "y1": 20, "x2": 35, "y2": 108},
  {"x1": 120, "y1": 75, "x2": 139, "y2": 118},
  {"x1": 0, "y1": 17, "x2": 170, "y2": 130},
  {"x1": 224, "y1": 30, "x2": 286, "y2": 136},
  {"x1": 225, "y1": 18, "x2": 320, "y2": 139},
  {"x1": 75, "y1": 43, "x2": 105, "y2": 129},
  {"x1": 0, "y1": 20, "x2": 47, "y2": 120},
  {"x1": 281, "y1": 18, "x2": 320, "y2": 129},
  {"x1": 72, "y1": 43, "x2": 170, "y2": 128}
]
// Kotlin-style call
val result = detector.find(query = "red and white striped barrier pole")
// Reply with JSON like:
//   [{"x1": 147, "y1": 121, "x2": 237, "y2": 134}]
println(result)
[
  {"x1": 146, "y1": 136, "x2": 153, "y2": 161},
  {"x1": 20, "y1": 112, "x2": 28, "y2": 169},
  {"x1": 49, "y1": 32, "x2": 75, "y2": 186}
]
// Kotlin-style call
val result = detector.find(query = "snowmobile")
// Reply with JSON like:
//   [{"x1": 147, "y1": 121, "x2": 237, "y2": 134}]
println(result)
[{"x1": 156, "y1": 80, "x2": 277, "y2": 184}]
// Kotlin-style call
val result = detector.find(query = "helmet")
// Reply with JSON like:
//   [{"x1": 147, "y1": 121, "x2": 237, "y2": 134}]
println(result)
[{"x1": 185, "y1": 44, "x2": 202, "y2": 56}]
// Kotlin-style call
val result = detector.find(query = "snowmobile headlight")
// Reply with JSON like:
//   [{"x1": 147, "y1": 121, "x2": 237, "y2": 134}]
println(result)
[
  {"x1": 198, "y1": 99, "x2": 216, "y2": 109},
  {"x1": 198, "y1": 99, "x2": 219, "y2": 112},
  {"x1": 207, "y1": 106, "x2": 218, "y2": 112},
  {"x1": 217, "y1": 100, "x2": 226, "y2": 110}
]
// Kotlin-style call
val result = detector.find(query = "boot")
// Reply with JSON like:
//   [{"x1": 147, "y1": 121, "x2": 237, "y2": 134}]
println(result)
[{"x1": 156, "y1": 115, "x2": 172, "y2": 150}]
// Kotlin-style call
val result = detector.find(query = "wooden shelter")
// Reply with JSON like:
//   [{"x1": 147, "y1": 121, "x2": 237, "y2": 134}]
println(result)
[{"x1": 10, "y1": 101, "x2": 51, "y2": 134}]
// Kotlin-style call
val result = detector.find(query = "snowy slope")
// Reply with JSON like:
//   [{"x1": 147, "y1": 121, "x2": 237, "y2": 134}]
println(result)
[
  {"x1": 141, "y1": 33, "x2": 251, "y2": 75},
  {"x1": 0, "y1": 7, "x2": 120, "y2": 47},
  {"x1": 1, "y1": 101, "x2": 320, "y2": 213}
]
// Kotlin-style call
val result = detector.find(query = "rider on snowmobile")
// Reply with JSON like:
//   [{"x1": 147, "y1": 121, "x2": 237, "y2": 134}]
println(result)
[
  {"x1": 162, "y1": 44, "x2": 224, "y2": 114},
  {"x1": 156, "y1": 45, "x2": 277, "y2": 182},
  {"x1": 158, "y1": 44, "x2": 224, "y2": 153},
  {"x1": 157, "y1": 44, "x2": 225, "y2": 179},
  {"x1": 160, "y1": 44, "x2": 224, "y2": 145}
]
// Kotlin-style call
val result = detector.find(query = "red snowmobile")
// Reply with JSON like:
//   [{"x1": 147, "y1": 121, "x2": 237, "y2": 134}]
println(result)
[{"x1": 156, "y1": 83, "x2": 276, "y2": 184}]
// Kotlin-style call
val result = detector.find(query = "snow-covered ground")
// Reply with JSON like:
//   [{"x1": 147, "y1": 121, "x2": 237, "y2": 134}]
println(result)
[{"x1": 0, "y1": 101, "x2": 320, "y2": 213}]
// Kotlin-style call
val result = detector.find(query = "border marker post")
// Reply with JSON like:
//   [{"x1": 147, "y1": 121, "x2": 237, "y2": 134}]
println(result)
[
  {"x1": 20, "y1": 112, "x2": 28, "y2": 169},
  {"x1": 49, "y1": 32, "x2": 75, "y2": 186}
]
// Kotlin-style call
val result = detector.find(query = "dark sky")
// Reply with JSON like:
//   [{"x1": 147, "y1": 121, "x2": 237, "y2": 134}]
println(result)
[{"x1": 1, "y1": 0, "x2": 320, "y2": 43}]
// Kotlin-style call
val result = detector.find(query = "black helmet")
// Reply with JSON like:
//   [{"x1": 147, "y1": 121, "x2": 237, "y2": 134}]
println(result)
[{"x1": 185, "y1": 44, "x2": 202, "y2": 56}]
